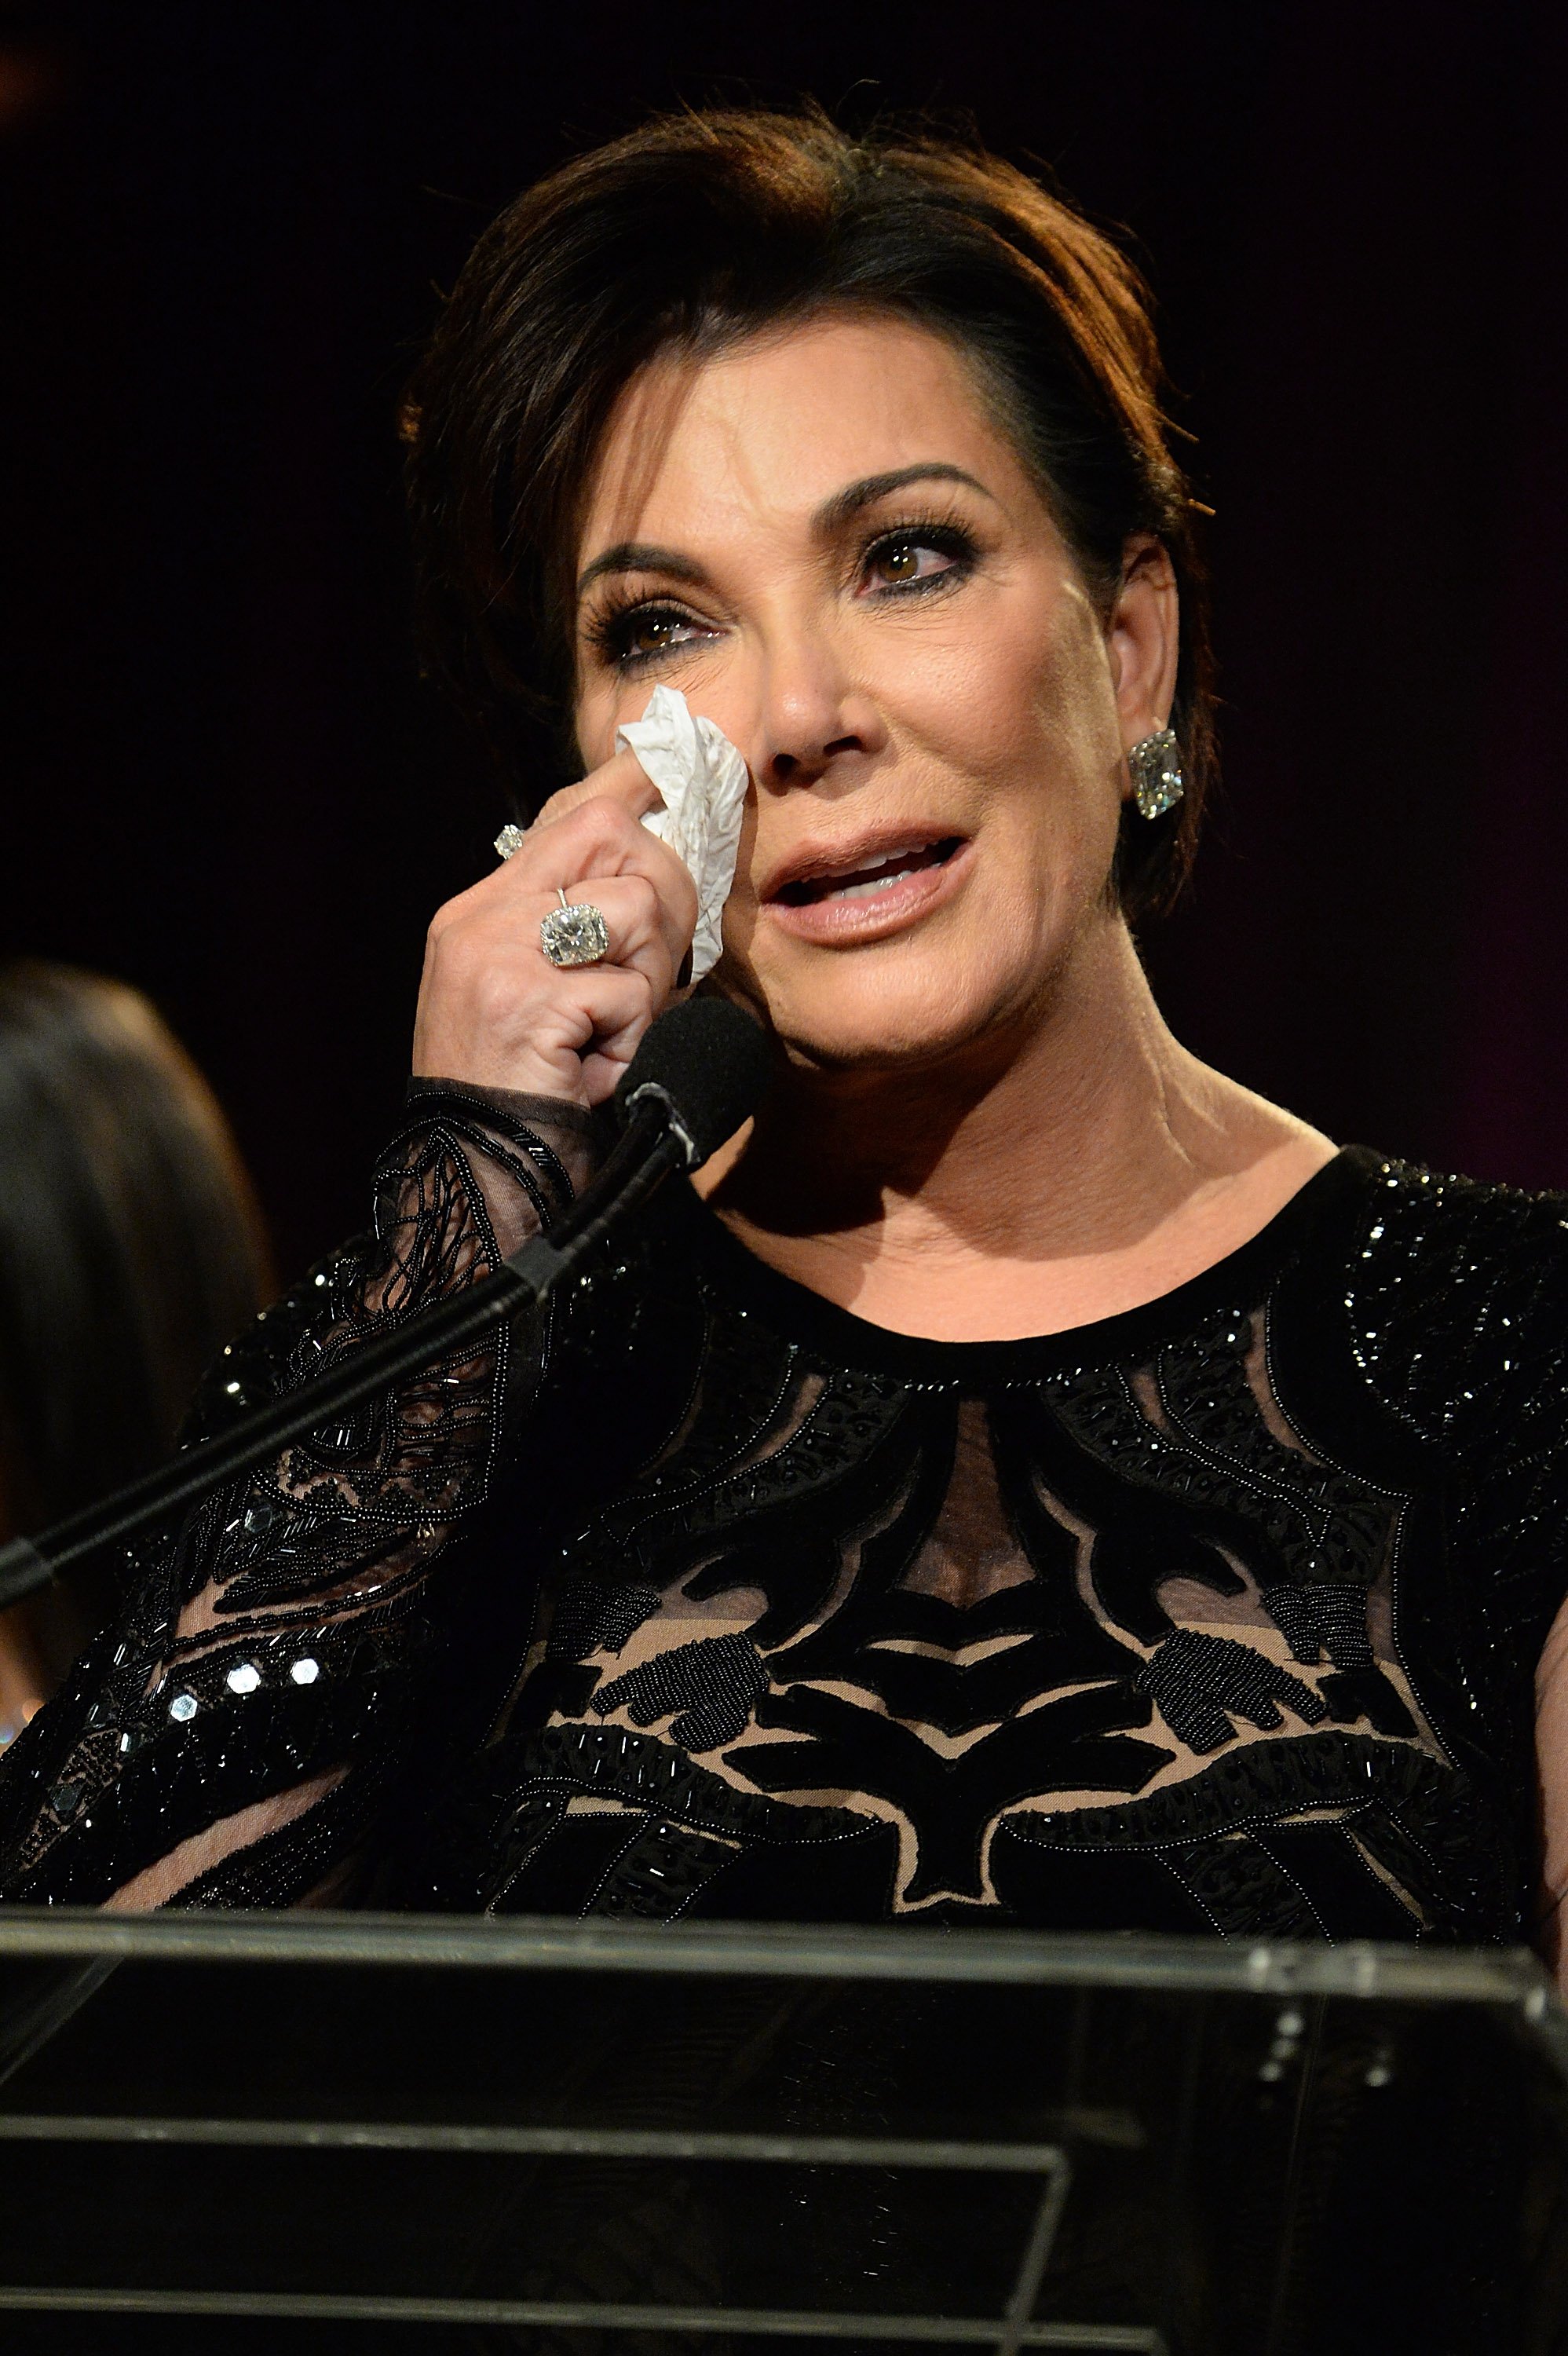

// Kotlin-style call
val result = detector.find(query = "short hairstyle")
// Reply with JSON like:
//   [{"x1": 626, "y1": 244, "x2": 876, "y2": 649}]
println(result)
[{"x1": 405, "y1": 108, "x2": 1212, "y2": 919}]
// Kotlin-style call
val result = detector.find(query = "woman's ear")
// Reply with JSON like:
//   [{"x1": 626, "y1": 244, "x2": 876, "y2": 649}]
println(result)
[{"x1": 1107, "y1": 535, "x2": 1180, "y2": 758}]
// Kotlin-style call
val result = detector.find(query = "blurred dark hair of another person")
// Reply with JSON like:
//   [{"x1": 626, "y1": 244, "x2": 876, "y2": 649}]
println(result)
[{"x1": 0, "y1": 963, "x2": 272, "y2": 1743}]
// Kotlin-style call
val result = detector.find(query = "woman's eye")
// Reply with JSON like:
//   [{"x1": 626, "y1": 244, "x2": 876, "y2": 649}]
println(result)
[
  {"x1": 863, "y1": 537, "x2": 959, "y2": 591},
  {"x1": 616, "y1": 607, "x2": 704, "y2": 661}
]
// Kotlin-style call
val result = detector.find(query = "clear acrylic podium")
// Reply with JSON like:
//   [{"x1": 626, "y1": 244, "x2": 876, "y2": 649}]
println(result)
[{"x1": 0, "y1": 1912, "x2": 1564, "y2": 2354}]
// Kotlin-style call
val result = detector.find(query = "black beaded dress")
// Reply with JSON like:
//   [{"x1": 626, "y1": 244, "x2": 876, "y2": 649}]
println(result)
[{"x1": 3, "y1": 1085, "x2": 1566, "y2": 1948}]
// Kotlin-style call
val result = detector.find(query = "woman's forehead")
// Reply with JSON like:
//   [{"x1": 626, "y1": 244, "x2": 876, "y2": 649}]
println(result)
[{"x1": 576, "y1": 314, "x2": 1025, "y2": 565}]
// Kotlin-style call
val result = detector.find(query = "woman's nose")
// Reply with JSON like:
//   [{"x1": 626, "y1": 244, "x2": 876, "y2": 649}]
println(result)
[{"x1": 752, "y1": 632, "x2": 888, "y2": 791}]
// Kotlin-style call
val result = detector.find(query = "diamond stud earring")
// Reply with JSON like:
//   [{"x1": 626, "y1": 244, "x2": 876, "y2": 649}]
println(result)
[{"x1": 1128, "y1": 727, "x2": 1184, "y2": 821}]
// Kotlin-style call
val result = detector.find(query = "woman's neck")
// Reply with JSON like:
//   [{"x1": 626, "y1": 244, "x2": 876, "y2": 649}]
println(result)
[{"x1": 700, "y1": 913, "x2": 1336, "y2": 1341}]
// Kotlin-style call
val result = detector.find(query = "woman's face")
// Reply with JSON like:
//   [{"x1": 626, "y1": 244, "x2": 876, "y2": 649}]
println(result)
[{"x1": 573, "y1": 313, "x2": 1175, "y2": 1074}]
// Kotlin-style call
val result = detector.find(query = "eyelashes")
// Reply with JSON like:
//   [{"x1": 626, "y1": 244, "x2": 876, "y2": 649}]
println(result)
[
  {"x1": 583, "y1": 600, "x2": 715, "y2": 673},
  {"x1": 583, "y1": 513, "x2": 981, "y2": 674},
  {"x1": 857, "y1": 516, "x2": 978, "y2": 596}
]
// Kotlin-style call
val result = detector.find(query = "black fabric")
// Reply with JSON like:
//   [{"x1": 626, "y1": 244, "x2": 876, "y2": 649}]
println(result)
[{"x1": 4, "y1": 1114, "x2": 1568, "y2": 1953}]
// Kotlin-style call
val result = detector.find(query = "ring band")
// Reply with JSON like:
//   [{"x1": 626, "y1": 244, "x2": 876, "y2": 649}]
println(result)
[{"x1": 539, "y1": 885, "x2": 611, "y2": 969}]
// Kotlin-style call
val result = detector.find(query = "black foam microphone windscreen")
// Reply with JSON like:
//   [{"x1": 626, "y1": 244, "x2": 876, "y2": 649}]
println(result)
[{"x1": 616, "y1": 997, "x2": 772, "y2": 1169}]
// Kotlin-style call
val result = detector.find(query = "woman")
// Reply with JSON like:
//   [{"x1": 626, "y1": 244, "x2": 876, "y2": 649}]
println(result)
[
  {"x1": 3, "y1": 112, "x2": 1566, "y2": 1958},
  {"x1": 0, "y1": 962, "x2": 270, "y2": 1743}
]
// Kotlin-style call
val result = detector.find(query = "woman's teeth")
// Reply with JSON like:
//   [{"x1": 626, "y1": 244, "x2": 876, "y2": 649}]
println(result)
[
  {"x1": 782, "y1": 837, "x2": 961, "y2": 905},
  {"x1": 835, "y1": 862, "x2": 921, "y2": 901}
]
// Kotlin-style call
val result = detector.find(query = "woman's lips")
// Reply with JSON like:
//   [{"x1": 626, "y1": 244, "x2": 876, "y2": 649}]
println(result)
[{"x1": 762, "y1": 834, "x2": 971, "y2": 945}]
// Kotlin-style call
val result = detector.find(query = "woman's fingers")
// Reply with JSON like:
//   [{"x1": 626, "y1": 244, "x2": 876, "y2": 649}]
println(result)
[
  {"x1": 529, "y1": 745, "x2": 665, "y2": 831},
  {"x1": 484, "y1": 792, "x2": 697, "y2": 979},
  {"x1": 415, "y1": 837, "x2": 692, "y2": 1103},
  {"x1": 536, "y1": 871, "x2": 674, "y2": 997},
  {"x1": 572, "y1": 965, "x2": 666, "y2": 1103},
  {"x1": 413, "y1": 745, "x2": 707, "y2": 1106},
  {"x1": 414, "y1": 912, "x2": 657, "y2": 1103},
  {"x1": 512, "y1": 958, "x2": 661, "y2": 1103}
]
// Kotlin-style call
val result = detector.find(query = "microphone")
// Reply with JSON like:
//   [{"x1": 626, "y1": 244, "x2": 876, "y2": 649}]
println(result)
[
  {"x1": 0, "y1": 998, "x2": 770, "y2": 1612},
  {"x1": 614, "y1": 991, "x2": 771, "y2": 1170}
]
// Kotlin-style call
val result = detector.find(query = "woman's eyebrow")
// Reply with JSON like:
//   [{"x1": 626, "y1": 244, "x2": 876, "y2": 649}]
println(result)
[
  {"x1": 813, "y1": 463, "x2": 996, "y2": 535},
  {"x1": 576, "y1": 464, "x2": 997, "y2": 602},
  {"x1": 576, "y1": 543, "x2": 710, "y2": 600}
]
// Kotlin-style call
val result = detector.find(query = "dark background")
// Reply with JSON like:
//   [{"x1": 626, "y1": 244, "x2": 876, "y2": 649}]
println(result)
[{"x1": 2, "y1": 0, "x2": 1565, "y2": 1282}]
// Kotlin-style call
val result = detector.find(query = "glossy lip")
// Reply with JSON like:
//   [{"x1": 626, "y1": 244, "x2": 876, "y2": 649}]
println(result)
[{"x1": 760, "y1": 829, "x2": 974, "y2": 947}]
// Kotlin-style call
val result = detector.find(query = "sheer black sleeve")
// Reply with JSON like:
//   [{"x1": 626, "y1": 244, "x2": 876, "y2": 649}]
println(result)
[{"x1": 0, "y1": 1084, "x2": 601, "y2": 1910}]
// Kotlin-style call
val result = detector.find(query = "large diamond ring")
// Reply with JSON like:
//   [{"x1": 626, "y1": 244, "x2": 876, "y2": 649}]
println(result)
[
  {"x1": 539, "y1": 887, "x2": 610, "y2": 969},
  {"x1": 494, "y1": 822, "x2": 527, "y2": 860}
]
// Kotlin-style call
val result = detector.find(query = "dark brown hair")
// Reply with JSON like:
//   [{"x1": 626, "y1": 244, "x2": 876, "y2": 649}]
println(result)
[
  {"x1": 0, "y1": 964, "x2": 271, "y2": 1689},
  {"x1": 406, "y1": 108, "x2": 1212, "y2": 918}
]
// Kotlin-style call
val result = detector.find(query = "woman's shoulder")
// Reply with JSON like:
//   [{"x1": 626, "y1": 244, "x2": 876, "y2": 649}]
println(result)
[{"x1": 1336, "y1": 1149, "x2": 1568, "y2": 1453}]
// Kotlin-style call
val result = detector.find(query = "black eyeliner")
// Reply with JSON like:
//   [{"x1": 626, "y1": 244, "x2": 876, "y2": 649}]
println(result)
[{"x1": 585, "y1": 512, "x2": 981, "y2": 674}]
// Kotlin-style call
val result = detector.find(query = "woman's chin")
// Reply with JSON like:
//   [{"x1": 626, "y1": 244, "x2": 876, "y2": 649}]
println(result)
[
  {"x1": 761, "y1": 971, "x2": 1018, "y2": 1077},
  {"x1": 719, "y1": 892, "x2": 1065, "y2": 1077}
]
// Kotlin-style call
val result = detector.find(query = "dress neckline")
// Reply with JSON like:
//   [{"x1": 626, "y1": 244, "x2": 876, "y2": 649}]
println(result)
[{"x1": 671, "y1": 1143, "x2": 1385, "y2": 1384}]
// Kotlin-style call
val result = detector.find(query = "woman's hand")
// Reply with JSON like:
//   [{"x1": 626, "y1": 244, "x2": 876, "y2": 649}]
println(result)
[{"x1": 412, "y1": 749, "x2": 698, "y2": 1106}]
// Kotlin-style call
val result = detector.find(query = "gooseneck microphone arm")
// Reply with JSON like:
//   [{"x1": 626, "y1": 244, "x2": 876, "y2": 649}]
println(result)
[{"x1": 0, "y1": 998, "x2": 772, "y2": 1615}]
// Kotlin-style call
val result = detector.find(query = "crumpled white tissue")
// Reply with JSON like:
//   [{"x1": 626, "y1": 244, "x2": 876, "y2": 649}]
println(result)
[{"x1": 616, "y1": 684, "x2": 749, "y2": 985}]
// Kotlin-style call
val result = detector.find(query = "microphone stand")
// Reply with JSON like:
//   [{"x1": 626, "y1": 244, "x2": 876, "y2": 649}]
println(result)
[{"x1": 0, "y1": 1096, "x2": 684, "y2": 1612}]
